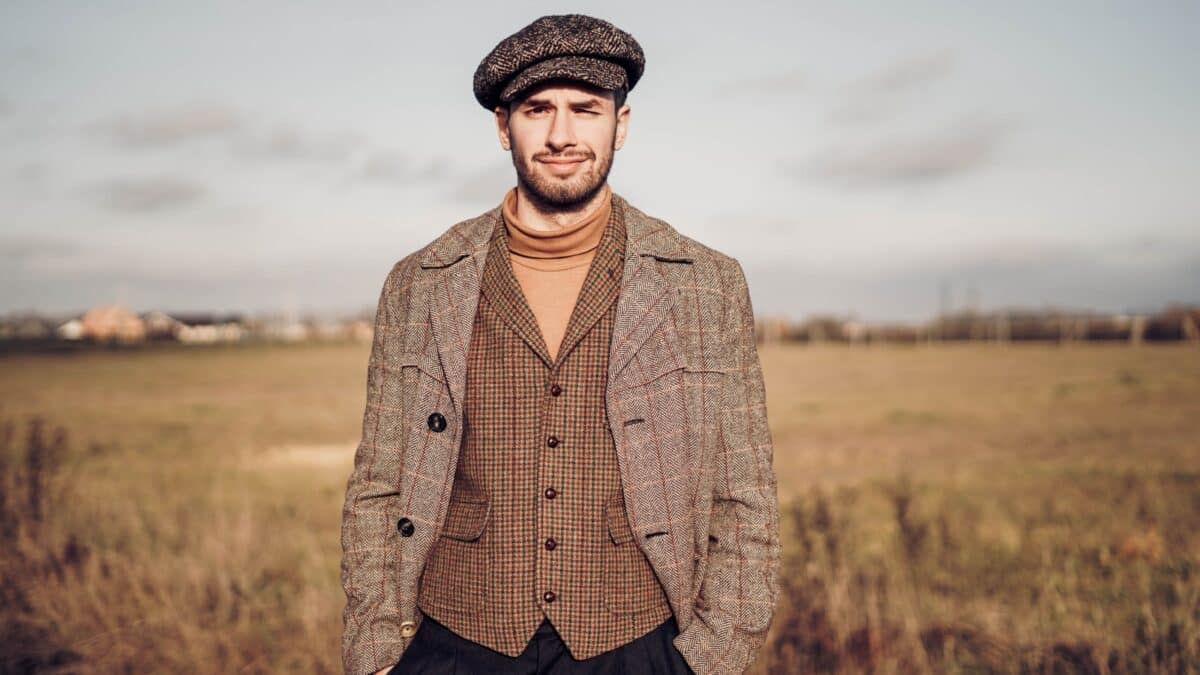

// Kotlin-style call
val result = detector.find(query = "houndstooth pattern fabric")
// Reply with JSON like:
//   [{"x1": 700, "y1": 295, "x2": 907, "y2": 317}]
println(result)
[
  {"x1": 415, "y1": 194, "x2": 673, "y2": 658},
  {"x1": 340, "y1": 192, "x2": 779, "y2": 675},
  {"x1": 473, "y1": 14, "x2": 645, "y2": 110}
]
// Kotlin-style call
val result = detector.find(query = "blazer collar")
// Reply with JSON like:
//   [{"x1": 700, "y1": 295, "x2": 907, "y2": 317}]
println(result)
[{"x1": 421, "y1": 189, "x2": 692, "y2": 425}]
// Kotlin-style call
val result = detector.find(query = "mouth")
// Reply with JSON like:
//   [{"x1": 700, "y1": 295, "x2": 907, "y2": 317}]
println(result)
[{"x1": 538, "y1": 156, "x2": 588, "y2": 174}]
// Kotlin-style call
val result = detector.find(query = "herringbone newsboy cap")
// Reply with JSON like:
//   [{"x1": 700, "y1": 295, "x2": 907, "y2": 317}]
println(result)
[{"x1": 473, "y1": 14, "x2": 645, "y2": 111}]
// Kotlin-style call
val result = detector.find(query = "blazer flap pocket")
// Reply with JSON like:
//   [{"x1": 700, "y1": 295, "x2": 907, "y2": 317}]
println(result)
[
  {"x1": 440, "y1": 497, "x2": 490, "y2": 541},
  {"x1": 398, "y1": 351, "x2": 446, "y2": 384},
  {"x1": 622, "y1": 349, "x2": 687, "y2": 390},
  {"x1": 605, "y1": 495, "x2": 635, "y2": 545}
]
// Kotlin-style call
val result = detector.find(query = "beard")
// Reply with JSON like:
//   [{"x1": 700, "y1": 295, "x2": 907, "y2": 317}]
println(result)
[{"x1": 509, "y1": 130, "x2": 616, "y2": 213}]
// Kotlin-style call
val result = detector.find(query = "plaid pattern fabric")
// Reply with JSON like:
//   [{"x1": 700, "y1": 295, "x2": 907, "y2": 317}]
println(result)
[
  {"x1": 415, "y1": 194, "x2": 674, "y2": 658},
  {"x1": 341, "y1": 192, "x2": 779, "y2": 675}
]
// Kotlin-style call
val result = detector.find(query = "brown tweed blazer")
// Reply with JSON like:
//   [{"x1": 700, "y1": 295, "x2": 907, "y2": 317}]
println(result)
[{"x1": 341, "y1": 192, "x2": 780, "y2": 675}]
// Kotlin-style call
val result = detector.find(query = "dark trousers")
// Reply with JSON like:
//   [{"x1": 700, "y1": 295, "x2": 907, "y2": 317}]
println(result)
[{"x1": 392, "y1": 611, "x2": 695, "y2": 674}]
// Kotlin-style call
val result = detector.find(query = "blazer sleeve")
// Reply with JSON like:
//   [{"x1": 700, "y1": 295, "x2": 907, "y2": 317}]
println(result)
[
  {"x1": 340, "y1": 258, "x2": 415, "y2": 675},
  {"x1": 674, "y1": 257, "x2": 781, "y2": 675}
]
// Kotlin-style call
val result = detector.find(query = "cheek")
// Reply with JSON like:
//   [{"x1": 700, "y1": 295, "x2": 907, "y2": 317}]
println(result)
[{"x1": 511, "y1": 120, "x2": 551, "y2": 145}]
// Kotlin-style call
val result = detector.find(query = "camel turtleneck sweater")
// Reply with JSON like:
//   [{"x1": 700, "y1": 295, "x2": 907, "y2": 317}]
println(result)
[{"x1": 501, "y1": 183, "x2": 612, "y2": 363}]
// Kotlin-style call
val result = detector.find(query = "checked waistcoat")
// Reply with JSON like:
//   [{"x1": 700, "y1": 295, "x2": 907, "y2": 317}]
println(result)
[{"x1": 415, "y1": 193, "x2": 674, "y2": 659}]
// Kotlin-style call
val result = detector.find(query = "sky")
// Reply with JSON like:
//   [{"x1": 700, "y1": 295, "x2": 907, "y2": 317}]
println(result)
[{"x1": 1, "y1": 0, "x2": 1198, "y2": 322}]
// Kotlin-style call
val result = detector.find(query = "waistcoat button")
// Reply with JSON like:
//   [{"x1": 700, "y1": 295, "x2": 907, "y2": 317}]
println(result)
[
  {"x1": 550, "y1": 383, "x2": 562, "y2": 396},
  {"x1": 546, "y1": 435, "x2": 559, "y2": 448},
  {"x1": 544, "y1": 487, "x2": 557, "y2": 500},
  {"x1": 543, "y1": 590, "x2": 557, "y2": 603},
  {"x1": 545, "y1": 537, "x2": 557, "y2": 550}
]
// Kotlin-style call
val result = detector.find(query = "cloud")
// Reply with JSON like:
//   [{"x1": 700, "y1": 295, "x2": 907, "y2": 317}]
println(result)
[
  {"x1": 0, "y1": 233, "x2": 80, "y2": 262},
  {"x1": 449, "y1": 161, "x2": 513, "y2": 204},
  {"x1": 89, "y1": 103, "x2": 368, "y2": 167},
  {"x1": 0, "y1": 242, "x2": 400, "y2": 317},
  {"x1": 713, "y1": 68, "x2": 806, "y2": 97},
  {"x1": 89, "y1": 175, "x2": 207, "y2": 213},
  {"x1": 798, "y1": 116, "x2": 1010, "y2": 188},
  {"x1": 233, "y1": 124, "x2": 366, "y2": 163},
  {"x1": 740, "y1": 236, "x2": 1200, "y2": 322},
  {"x1": 830, "y1": 49, "x2": 956, "y2": 126},
  {"x1": 3, "y1": 162, "x2": 49, "y2": 189},
  {"x1": 855, "y1": 49, "x2": 955, "y2": 95},
  {"x1": 89, "y1": 103, "x2": 242, "y2": 147},
  {"x1": 356, "y1": 151, "x2": 451, "y2": 185}
]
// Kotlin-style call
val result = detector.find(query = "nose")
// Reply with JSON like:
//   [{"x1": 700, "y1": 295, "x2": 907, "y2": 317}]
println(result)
[{"x1": 546, "y1": 107, "x2": 577, "y2": 151}]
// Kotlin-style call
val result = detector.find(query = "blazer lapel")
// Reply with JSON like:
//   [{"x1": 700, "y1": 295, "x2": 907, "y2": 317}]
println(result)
[
  {"x1": 416, "y1": 191, "x2": 693, "y2": 422},
  {"x1": 607, "y1": 194, "x2": 692, "y2": 385},
  {"x1": 419, "y1": 212, "x2": 496, "y2": 423}
]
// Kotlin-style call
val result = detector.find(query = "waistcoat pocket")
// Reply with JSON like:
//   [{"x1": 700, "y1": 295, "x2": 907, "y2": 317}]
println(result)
[
  {"x1": 601, "y1": 495, "x2": 670, "y2": 615},
  {"x1": 417, "y1": 496, "x2": 490, "y2": 613},
  {"x1": 439, "y1": 496, "x2": 490, "y2": 541}
]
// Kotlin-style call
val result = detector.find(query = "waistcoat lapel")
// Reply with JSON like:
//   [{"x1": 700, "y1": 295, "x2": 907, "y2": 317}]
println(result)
[
  {"x1": 552, "y1": 194, "x2": 625, "y2": 365},
  {"x1": 479, "y1": 215, "x2": 553, "y2": 367},
  {"x1": 416, "y1": 191, "x2": 693, "y2": 423}
]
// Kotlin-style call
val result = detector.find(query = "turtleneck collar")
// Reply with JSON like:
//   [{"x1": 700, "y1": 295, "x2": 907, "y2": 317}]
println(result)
[{"x1": 501, "y1": 183, "x2": 611, "y2": 259}]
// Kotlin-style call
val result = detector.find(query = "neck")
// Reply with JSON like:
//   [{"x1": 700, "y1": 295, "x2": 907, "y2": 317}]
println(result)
[{"x1": 514, "y1": 182, "x2": 611, "y2": 232}]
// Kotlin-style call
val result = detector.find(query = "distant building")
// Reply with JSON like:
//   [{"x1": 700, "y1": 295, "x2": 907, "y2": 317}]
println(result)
[
  {"x1": 169, "y1": 312, "x2": 245, "y2": 344},
  {"x1": 143, "y1": 310, "x2": 186, "y2": 340},
  {"x1": 56, "y1": 319, "x2": 84, "y2": 340},
  {"x1": 308, "y1": 318, "x2": 349, "y2": 341},
  {"x1": 347, "y1": 319, "x2": 374, "y2": 342},
  {"x1": 257, "y1": 316, "x2": 308, "y2": 342},
  {"x1": 8, "y1": 314, "x2": 56, "y2": 340},
  {"x1": 756, "y1": 315, "x2": 789, "y2": 345},
  {"x1": 81, "y1": 305, "x2": 145, "y2": 343}
]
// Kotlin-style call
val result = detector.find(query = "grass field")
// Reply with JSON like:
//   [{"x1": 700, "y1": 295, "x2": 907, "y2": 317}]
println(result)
[{"x1": 1, "y1": 342, "x2": 1198, "y2": 673}]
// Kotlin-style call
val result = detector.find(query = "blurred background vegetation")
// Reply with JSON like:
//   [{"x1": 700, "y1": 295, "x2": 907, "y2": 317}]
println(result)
[{"x1": 2, "y1": 341, "x2": 1197, "y2": 673}]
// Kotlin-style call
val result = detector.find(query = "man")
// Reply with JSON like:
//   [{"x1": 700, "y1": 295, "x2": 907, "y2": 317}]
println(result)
[{"x1": 341, "y1": 13, "x2": 779, "y2": 675}]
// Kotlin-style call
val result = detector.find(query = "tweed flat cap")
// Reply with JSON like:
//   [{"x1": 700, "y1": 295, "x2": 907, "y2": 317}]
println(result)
[{"x1": 473, "y1": 14, "x2": 645, "y2": 111}]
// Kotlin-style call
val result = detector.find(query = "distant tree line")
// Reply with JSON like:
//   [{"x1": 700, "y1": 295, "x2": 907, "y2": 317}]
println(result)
[{"x1": 755, "y1": 304, "x2": 1200, "y2": 345}]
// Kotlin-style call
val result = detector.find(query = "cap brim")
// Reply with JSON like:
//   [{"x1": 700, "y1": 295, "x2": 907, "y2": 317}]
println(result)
[{"x1": 498, "y1": 55, "x2": 627, "y2": 106}]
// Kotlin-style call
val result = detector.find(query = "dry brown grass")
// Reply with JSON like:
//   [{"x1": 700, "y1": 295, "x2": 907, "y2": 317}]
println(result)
[
  {"x1": 751, "y1": 343, "x2": 1200, "y2": 674},
  {"x1": 1, "y1": 341, "x2": 1198, "y2": 673}
]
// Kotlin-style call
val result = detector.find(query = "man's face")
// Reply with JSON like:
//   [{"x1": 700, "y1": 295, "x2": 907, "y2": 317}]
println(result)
[{"x1": 495, "y1": 80, "x2": 630, "y2": 210}]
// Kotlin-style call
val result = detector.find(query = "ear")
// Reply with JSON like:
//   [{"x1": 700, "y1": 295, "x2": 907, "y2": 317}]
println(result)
[
  {"x1": 613, "y1": 103, "x2": 631, "y2": 151},
  {"x1": 495, "y1": 106, "x2": 511, "y2": 151}
]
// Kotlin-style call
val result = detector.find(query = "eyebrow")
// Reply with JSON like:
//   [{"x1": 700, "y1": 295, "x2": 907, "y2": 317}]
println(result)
[{"x1": 520, "y1": 97, "x2": 604, "y2": 109}]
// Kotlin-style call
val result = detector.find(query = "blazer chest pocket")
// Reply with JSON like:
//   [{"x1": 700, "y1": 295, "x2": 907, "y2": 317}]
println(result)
[
  {"x1": 616, "y1": 347, "x2": 730, "y2": 459},
  {"x1": 601, "y1": 495, "x2": 670, "y2": 615},
  {"x1": 396, "y1": 351, "x2": 450, "y2": 431},
  {"x1": 614, "y1": 344, "x2": 730, "y2": 394},
  {"x1": 417, "y1": 496, "x2": 490, "y2": 614}
]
